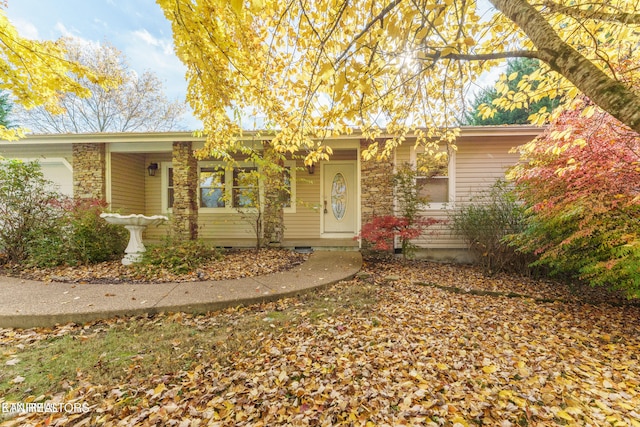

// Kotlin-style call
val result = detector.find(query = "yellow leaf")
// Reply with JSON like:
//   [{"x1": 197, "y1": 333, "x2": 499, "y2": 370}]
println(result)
[
  {"x1": 450, "y1": 415, "x2": 468, "y2": 426},
  {"x1": 574, "y1": 138, "x2": 587, "y2": 148},
  {"x1": 581, "y1": 104, "x2": 596, "y2": 118},
  {"x1": 595, "y1": 400, "x2": 614, "y2": 415},
  {"x1": 482, "y1": 365, "x2": 497, "y2": 374},
  {"x1": 508, "y1": 71, "x2": 518, "y2": 81},
  {"x1": 556, "y1": 410, "x2": 574, "y2": 422},
  {"x1": 416, "y1": 27, "x2": 430, "y2": 40},
  {"x1": 250, "y1": 0, "x2": 264, "y2": 10},
  {"x1": 153, "y1": 383, "x2": 166, "y2": 395},
  {"x1": 437, "y1": 363, "x2": 449, "y2": 370},
  {"x1": 318, "y1": 62, "x2": 334, "y2": 81},
  {"x1": 617, "y1": 401, "x2": 634, "y2": 411},
  {"x1": 511, "y1": 396, "x2": 527, "y2": 407},
  {"x1": 498, "y1": 390, "x2": 513, "y2": 400},
  {"x1": 230, "y1": 0, "x2": 243, "y2": 15}
]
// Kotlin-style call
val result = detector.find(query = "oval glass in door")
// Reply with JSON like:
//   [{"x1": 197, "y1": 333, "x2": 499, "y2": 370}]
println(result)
[{"x1": 331, "y1": 173, "x2": 347, "y2": 221}]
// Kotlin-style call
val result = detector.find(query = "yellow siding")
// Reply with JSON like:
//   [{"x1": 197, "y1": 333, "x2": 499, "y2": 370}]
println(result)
[
  {"x1": 197, "y1": 159, "x2": 324, "y2": 241},
  {"x1": 141, "y1": 154, "x2": 351, "y2": 244},
  {"x1": 454, "y1": 136, "x2": 524, "y2": 205},
  {"x1": 284, "y1": 160, "x2": 321, "y2": 239},
  {"x1": 400, "y1": 135, "x2": 531, "y2": 249},
  {"x1": 143, "y1": 154, "x2": 172, "y2": 241},
  {"x1": 110, "y1": 153, "x2": 146, "y2": 214}
]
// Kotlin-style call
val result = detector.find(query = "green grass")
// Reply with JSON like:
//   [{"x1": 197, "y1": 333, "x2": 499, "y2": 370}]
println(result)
[{"x1": 0, "y1": 282, "x2": 376, "y2": 402}]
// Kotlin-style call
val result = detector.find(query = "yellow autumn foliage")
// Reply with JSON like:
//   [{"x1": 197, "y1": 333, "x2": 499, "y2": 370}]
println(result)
[
  {"x1": 0, "y1": 5, "x2": 111, "y2": 140},
  {"x1": 157, "y1": 0, "x2": 640, "y2": 161}
]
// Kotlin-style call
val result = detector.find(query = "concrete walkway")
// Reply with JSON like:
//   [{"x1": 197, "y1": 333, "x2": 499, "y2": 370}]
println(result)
[{"x1": 0, "y1": 251, "x2": 362, "y2": 329}]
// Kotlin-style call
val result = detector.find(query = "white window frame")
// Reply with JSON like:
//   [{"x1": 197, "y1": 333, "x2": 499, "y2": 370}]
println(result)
[
  {"x1": 195, "y1": 161, "x2": 297, "y2": 214},
  {"x1": 410, "y1": 146, "x2": 456, "y2": 210},
  {"x1": 282, "y1": 162, "x2": 296, "y2": 214},
  {"x1": 161, "y1": 162, "x2": 174, "y2": 214},
  {"x1": 199, "y1": 162, "x2": 235, "y2": 212}
]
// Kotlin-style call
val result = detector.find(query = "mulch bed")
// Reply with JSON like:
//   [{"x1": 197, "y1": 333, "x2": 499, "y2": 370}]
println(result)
[{"x1": 0, "y1": 248, "x2": 309, "y2": 284}]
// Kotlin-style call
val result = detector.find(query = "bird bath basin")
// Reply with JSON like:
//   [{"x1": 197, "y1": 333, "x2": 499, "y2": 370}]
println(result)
[{"x1": 100, "y1": 213, "x2": 168, "y2": 265}]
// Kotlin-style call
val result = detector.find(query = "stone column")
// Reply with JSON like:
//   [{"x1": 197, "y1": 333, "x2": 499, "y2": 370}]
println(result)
[
  {"x1": 73, "y1": 143, "x2": 106, "y2": 201},
  {"x1": 262, "y1": 143, "x2": 285, "y2": 246},
  {"x1": 172, "y1": 141, "x2": 198, "y2": 240},
  {"x1": 360, "y1": 139, "x2": 394, "y2": 226}
]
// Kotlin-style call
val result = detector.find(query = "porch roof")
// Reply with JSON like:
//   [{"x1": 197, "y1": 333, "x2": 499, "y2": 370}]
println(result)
[{"x1": 0, "y1": 125, "x2": 544, "y2": 146}]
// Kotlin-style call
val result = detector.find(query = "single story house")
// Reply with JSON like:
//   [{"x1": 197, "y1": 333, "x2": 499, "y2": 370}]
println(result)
[{"x1": 0, "y1": 126, "x2": 542, "y2": 261}]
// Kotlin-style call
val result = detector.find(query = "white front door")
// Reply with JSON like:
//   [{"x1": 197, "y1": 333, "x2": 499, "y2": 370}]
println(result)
[{"x1": 322, "y1": 162, "x2": 357, "y2": 234}]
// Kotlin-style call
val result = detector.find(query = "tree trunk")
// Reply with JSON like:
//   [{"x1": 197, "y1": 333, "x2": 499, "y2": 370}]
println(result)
[{"x1": 490, "y1": 0, "x2": 640, "y2": 134}]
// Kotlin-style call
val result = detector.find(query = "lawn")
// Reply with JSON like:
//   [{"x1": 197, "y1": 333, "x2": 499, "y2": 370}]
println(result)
[{"x1": 1, "y1": 255, "x2": 639, "y2": 426}]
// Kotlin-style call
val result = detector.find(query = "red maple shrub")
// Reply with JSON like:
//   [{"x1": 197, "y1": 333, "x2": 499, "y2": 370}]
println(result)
[
  {"x1": 509, "y1": 99, "x2": 640, "y2": 296},
  {"x1": 358, "y1": 215, "x2": 440, "y2": 258}
]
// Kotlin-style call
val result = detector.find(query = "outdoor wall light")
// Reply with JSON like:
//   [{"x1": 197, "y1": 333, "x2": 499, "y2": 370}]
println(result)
[
  {"x1": 147, "y1": 163, "x2": 159, "y2": 176},
  {"x1": 306, "y1": 163, "x2": 315, "y2": 175}
]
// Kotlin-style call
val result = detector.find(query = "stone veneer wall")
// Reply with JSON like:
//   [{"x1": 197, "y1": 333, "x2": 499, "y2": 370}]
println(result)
[
  {"x1": 262, "y1": 143, "x2": 285, "y2": 245},
  {"x1": 72, "y1": 143, "x2": 106, "y2": 201},
  {"x1": 172, "y1": 141, "x2": 198, "y2": 240},
  {"x1": 359, "y1": 139, "x2": 394, "y2": 226}
]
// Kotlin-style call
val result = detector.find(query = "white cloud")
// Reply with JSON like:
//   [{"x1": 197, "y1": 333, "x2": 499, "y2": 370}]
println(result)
[
  {"x1": 133, "y1": 29, "x2": 173, "y2": 55},
  {"x1": 133, "y1": 28, "x2": 158, "y2": 45},
  {"x1": 124, "y1": 29, "x2": 185, "y2": 99},
  {"x1": 54, "y1": 22, "x2": 79, "y2": 38},
  {"x1": 9, "y1": 17, "x2": 39, "y2": 39}
]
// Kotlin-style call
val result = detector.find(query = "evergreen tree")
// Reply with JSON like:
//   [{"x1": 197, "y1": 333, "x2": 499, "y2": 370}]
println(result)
[
  {"x1": 462, "y1": 58, "x2": 559, "y2": 126},
  {"x1": 0, "y1": 91, "x2": 12, "y2": 129}
]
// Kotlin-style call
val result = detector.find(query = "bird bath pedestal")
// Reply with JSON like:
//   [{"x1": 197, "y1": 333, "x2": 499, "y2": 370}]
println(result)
[{"x1": 100, "y1": 213, "x2": 168, "y2": 265}]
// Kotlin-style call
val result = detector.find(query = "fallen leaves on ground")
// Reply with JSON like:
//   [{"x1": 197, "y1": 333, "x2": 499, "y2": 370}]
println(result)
[
  {"x1": 2, "y1": 255, "x2": 640, "y2": 426},
  {"x1": 0, "y1": 248, "x2": 308, "y2": 284}
]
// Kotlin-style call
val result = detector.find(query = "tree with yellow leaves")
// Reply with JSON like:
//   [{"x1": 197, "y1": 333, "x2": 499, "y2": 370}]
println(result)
[
  {"x1": 157, "y1": 0, "x2": 640, "y2": 163},
  {"x1": 0, "y1": 4, "x2": 107, "y2": 140}
]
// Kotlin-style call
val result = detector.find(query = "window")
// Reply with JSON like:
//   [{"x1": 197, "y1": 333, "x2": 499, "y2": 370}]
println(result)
[
  {"x1": 199, "y1": 164, "x2": 259, "y2": 210},
  {"x1": 232, "y1": 167, "x2": 258, "y2": 208},
  {"x1": 167, "y1": 167, "x2": 175, "y2": 208},
  {"x1": 165, "y1": 161, "x2": 296, "y2": 213},
  {"x1": 282, "y1": 166, "x2": 292, "y2": 208},
  {"x1": 415, "y1": 148, "x2": 452, "y2": 206},
  {"x1": 200, "y1": 167, "x2": 226, "y2": 208}
]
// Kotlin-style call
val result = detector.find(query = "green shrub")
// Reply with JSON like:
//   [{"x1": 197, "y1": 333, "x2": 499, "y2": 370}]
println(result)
[
  {"x1": 0, "y1": 159, "x2": 66, "y2": 263},
  {"x1": 66, "y1": 200, "x2": 128, "y2": 264},
  {"x1": 27, "y1": 199, "x2": 128, "y2": 267},
  {"x1": 137, "y1": 238, "x2": 220, "y2": 274},
  {"x1": 449, "y1": 180, "x2": 534, "y2": 275}
]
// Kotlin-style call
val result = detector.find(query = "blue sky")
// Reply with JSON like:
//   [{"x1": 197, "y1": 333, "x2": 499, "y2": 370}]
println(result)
[{"x1": 4, "y1": 0, "x2": 202, "y2": 130}]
